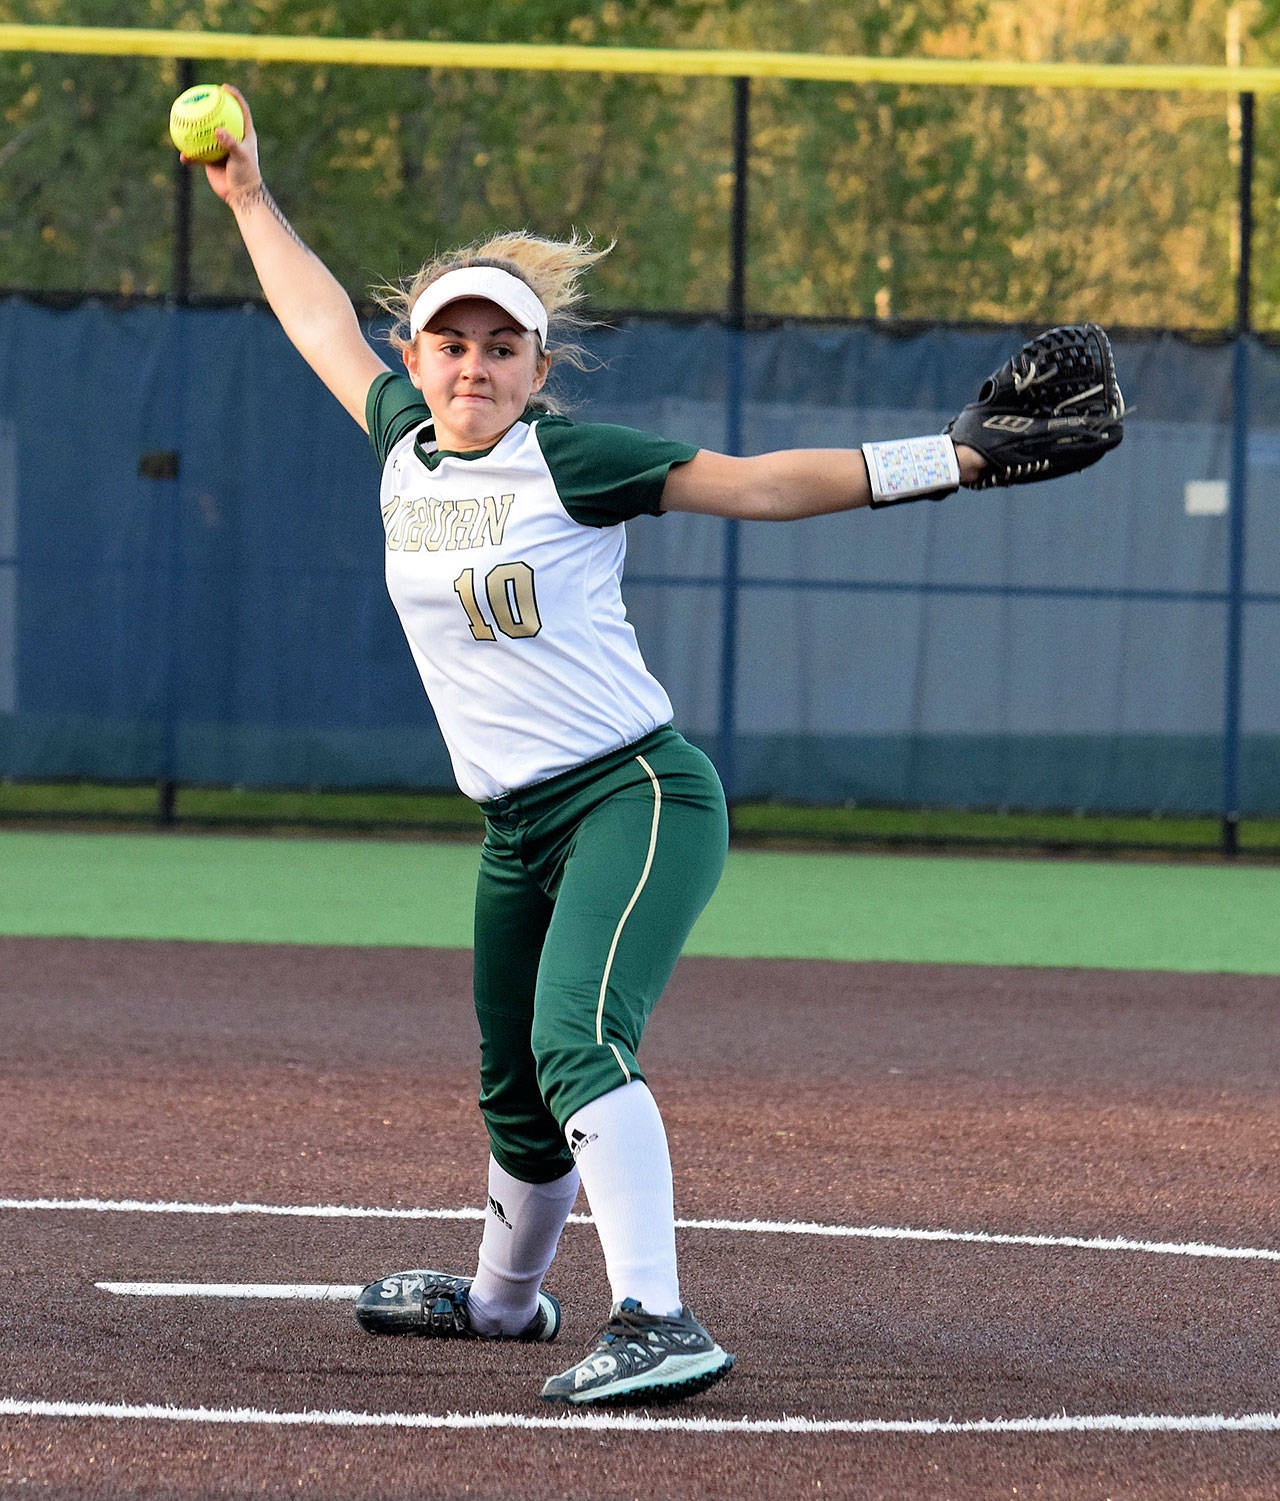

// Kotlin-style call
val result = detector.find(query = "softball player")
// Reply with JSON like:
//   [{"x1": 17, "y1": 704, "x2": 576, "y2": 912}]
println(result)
[{"x1": 196, "y1": 88, "x2": 987, "y2": 1407}]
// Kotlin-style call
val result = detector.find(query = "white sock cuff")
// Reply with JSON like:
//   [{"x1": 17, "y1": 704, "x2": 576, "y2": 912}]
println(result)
[
  {"x1": 488, "y1": 1157, "x2": 579, "y2": 1212},
  {"x1": 564, "y1": 1079, "x2": 661, "y2": 1163}
]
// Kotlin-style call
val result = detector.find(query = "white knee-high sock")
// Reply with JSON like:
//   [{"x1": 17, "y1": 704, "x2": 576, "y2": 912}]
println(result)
[
  {"x1": 564, "y1": 1080, "x2": 681, "y2": 1318},
  {"x1": 467, "y1": 1157, "x2": 579, "y2": 1336}
]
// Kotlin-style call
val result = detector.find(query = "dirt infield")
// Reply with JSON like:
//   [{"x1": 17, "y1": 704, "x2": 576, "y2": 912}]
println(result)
[{"x1": 2, "y1": 936, "x2": 1278, "y2": 1498}]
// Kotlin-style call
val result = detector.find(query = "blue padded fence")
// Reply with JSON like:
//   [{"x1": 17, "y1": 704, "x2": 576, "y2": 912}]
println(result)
[{"x1": 1, "y1": 295, "x2": 1277, "y2": 815}]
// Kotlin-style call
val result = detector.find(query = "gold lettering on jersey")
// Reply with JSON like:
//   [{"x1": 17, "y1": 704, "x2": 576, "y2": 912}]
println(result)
[
  {"x1": 384, "y1": 498, "x2": 413, "y2": 550},
  {"x1": 402, "y1": 497, "x2": 428, "y2": 552},
  {"x1": 423, "y1": 498, "x2": 451, "y2": 552},
  {"x1": 384, "y1": 493, "x2": 517, "y2": 552},
  {"x1": 446, "y1": 498, "x2": 480, "y2": 550},
  {"x1": 477, "y1": 495, "x2": 514, "y2": 547}
]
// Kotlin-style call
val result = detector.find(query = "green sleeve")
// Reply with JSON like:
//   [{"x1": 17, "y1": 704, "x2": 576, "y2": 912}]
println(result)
[
  {"x1": 533, "y1": 417, "x2": 699, "y2": 527},
  {"x1": 366, "y1": 372, "x2": 434, "y2": 467}
]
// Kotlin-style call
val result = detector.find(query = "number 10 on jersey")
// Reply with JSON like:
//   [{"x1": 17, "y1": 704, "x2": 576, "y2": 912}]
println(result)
[{"x1": 453, "y1": 562, "x2": 543, "y2": 641}]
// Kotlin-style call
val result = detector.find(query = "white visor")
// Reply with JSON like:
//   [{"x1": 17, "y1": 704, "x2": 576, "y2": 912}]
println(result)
[{"x1": 408, "y1": 266, "x2": 549, "y2": 345}]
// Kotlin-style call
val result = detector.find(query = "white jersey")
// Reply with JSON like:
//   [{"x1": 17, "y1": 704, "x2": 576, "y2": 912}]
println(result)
[{"x1": 367, "y1": 374, "x2": 698, "y2": 801}]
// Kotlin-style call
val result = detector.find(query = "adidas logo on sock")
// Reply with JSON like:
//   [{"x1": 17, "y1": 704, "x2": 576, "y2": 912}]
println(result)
[
  {"x1": 569, "y1": 1128, "x2": 598, "y2": 1160},
  {"x1": 487, "y1": 1195, "x2": 512, "y2": 1228}
]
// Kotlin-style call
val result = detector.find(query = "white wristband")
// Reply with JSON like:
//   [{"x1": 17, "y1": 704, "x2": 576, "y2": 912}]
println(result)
[{"x1": 862, "y1": 435, "x2": 961, "y2": 508}]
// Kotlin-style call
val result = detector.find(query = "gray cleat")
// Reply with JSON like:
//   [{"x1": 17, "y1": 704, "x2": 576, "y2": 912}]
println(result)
[
  {"x1": 354, "y1": 1269, "x2": 560, "y2": 1341},
  {"x1": 540, "y1": 1298, "x2": 733, "y2": 1405}
]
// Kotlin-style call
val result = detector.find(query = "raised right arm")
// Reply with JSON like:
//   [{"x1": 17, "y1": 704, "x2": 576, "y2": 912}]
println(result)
[{"x1": 194, "y1": 86, "x2": 390, "y2": 431}]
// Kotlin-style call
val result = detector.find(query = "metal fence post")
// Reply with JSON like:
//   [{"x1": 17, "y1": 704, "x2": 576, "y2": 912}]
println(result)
[
  {"x1": 157, "y1": 56, "x2": 195, "y2": 825},
  {"x1": 1221, "y1": 89, "x2": 1254, "y2": 858},
  {"x1": 717, "y1": 75, "x2": 750, "y2": 807},
  {"x1": 171, "y1": 57, "x2": 194, "y2": 307}
]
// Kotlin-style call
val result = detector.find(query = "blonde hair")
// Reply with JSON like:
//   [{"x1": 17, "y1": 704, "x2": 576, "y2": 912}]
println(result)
[{"x1": 373, "y1": 230, "x2": 612, "y2": 411}]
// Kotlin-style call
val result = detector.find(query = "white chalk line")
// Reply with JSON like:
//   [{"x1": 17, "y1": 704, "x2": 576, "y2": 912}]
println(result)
[
  {"x1": 99, "y1": 1283, "x2": 362, "y2": 1299},
  {"x1": 3, "y1": 1196, "x2": 1278, "y2": 1263},
  {"x1": 2, "y1": 1397, "x2": 1279, "y2": 1438}
]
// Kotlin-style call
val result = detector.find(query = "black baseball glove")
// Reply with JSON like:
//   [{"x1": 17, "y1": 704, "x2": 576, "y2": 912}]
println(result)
[{"x1": 946, "y1": 323, "x2": 1125, "y2": 489}]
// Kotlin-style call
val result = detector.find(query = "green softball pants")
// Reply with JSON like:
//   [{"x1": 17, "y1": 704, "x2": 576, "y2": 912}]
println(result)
[{"x1": 474, "y1": 726, "x2": 728, "y2": 1184}]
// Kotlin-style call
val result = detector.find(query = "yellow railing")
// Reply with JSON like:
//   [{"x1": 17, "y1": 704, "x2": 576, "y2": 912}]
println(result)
[{"x1": 2, "y1": 23, "x2": 1279, "y2": 94}]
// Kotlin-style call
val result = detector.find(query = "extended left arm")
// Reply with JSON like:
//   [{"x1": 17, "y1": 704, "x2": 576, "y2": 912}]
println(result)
[
  {"x1": 660, "y1": 441, "x2": 986, "y2": 520},
  {"x1": 661, "y1": 324, "x2": 1125, "y2": 521}
]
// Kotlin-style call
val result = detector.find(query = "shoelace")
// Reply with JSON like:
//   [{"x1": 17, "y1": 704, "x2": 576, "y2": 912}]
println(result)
[
  {"x1": 597, "y1": 1304, "x2": 671, "y2": 1345},
  {"x1": 425, "y1": 1286, "x2": 470, "y2": 1334}
]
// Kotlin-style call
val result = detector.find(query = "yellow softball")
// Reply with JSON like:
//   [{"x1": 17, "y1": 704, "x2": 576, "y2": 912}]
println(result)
[{"x1": 169, "y1": 83, "x2": 245, "y2": 163}]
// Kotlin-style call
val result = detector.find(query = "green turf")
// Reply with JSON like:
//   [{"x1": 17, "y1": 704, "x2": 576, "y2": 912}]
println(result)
[
  {"x1": 728, "y1": 801, "x2": 1278, "y2": 852},
  {"x1": 5, "y1": 780, "x2": 1280, "y2": 853},
  {"x1": 0, "y1": 781, "x2": 487, "y2": 831},
  {"x1": 2, "y1": 830, "x2": 1277, "y2": 975}
]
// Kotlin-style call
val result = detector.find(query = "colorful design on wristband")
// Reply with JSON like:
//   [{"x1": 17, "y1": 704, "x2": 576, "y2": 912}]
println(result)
[{"x1": 862, "y1": 435, "x2": 961, "y2": 507}]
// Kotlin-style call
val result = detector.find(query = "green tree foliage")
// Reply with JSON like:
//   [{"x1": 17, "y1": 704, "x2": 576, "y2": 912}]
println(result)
[{"x1": 0, "y1": 0, "x2": 1274, "y2": 328}]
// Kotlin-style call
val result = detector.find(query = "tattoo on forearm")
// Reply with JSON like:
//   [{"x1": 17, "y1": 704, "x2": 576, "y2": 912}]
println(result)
[{"x1": 231, "y1": 183, "x2": 306, "y2": 248}]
